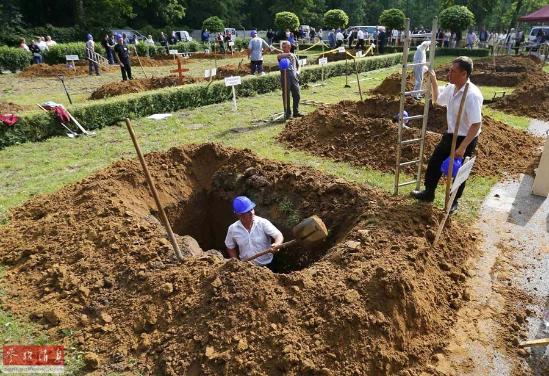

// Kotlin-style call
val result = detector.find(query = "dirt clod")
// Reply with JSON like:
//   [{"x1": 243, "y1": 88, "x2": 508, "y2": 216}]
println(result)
[{"x1": 89, "y1": 75, "x2": 201, "y2": 99}]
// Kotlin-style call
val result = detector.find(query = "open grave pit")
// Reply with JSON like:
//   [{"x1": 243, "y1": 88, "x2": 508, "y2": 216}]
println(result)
[
  {"x1": 0, "y1": 143, "x2": 482, "y2": 375},
  {"x1": 278, "y1": 96, "x2": 543, "y2": 177}
]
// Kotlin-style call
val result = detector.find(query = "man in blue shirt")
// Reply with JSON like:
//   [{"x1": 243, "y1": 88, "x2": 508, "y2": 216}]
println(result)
[{"x1": 248, "y1": 30, "x2": 271, "y2": 75}]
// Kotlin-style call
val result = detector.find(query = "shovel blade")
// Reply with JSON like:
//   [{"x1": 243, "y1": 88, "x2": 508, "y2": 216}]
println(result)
[{"x1": 293, "y1": 215, "x2": 328, "y2": 244}]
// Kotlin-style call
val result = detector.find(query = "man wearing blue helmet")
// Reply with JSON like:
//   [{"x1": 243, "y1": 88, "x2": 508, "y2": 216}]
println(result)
[
  {"x1": 225, "y1": 196, "x2": 283, "y2": 267},
  {"x1": 85, "y1": 34, "x2": 100, "y2": 76},
  {"x1": 247, "y1": 30, "x2": 271, "y2": 75}
]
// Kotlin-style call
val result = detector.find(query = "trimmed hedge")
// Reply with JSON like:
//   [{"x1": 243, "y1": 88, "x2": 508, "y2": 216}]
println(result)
[
  {"x1": 43, "y1": 42, "x2": 106, "y2": 64},
  {"x1": 383, "y1": 46, "x2": 489, "y2": 57},
  {"x1": 0, "y1": 46, "x2": 31, "y2": 72},
  {"x1": 0, "y1": 53, "x2": 403, "y2": 149}
]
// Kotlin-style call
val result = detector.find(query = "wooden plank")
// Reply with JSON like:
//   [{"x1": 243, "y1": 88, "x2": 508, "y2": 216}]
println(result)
[
  {"x1": 519, "y1": 338, "x2": 549, "y2": 348},
  {"x1": 532, "y1": 136, "x2": 549, "y2": 197}
]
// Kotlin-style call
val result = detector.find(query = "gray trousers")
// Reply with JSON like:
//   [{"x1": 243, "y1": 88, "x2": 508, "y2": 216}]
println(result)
[{"x1": 280, "y1": 71, "x2": 300, "y2": 116}]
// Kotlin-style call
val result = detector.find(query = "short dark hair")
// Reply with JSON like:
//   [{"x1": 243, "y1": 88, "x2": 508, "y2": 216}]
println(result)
[{"x1": 452, "y1": 56, "x2": 473, "y2": 77}]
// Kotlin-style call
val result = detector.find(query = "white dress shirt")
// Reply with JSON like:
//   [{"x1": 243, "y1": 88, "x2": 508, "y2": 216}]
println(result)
[
  {"x1": 436, "y1": 79, "x2": 483, "y2": 137},
  {"x1": 225, "y1": 216, "x2": 283, "y2": 266}
]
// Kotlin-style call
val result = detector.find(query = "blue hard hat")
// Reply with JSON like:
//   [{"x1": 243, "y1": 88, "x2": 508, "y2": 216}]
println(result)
[
  {"x1": 233, "y1": 196, "x2": 256, "y2": 214},
  {"x1": 115, "y1": 33, "x2": 122, "y2": 40},
  {"x1": 440, "y1": 157, "x2": 463, "y2": 178},
  {"x1": 86, "y1": 33, "x2": 92, "y2": 40},
  {"x1": 279, "y1": 58, "x2": 290, "y2": 70},
  {"x1": 250, "y1": 30, "x2": 257, "y2": 37}
]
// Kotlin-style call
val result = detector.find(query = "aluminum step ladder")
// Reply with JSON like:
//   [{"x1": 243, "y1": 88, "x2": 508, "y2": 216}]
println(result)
[{"x1": 394, "y1": 17, "x2": 438, "y2": 195}]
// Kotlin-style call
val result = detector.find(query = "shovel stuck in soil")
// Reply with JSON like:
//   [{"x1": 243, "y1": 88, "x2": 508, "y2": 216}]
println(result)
[{"x1": 242, "y1": 215, "x2": 328, "y2": 262}]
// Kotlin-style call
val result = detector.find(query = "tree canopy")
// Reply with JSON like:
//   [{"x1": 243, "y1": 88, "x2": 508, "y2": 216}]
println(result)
[
  {"x1": 202, "y1": 16, "x2": 224, "y2": 32},
  {"x1": 378, "y1": 8, "x2": 405, "y2": 30},
  {"x1": 274, "y1": 11, "x2": 300, "y2": 31},
  {"x1": 439, "y1": 5, "x2": 475, "y2": 33},
  {"x1": 323, "y1": 9, "x2": 349, "y2": 29}
]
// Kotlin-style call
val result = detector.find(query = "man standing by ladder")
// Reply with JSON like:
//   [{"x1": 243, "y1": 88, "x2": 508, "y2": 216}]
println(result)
[{"x1": 411, "y1": 56, "x2": 483, "y2": 213}]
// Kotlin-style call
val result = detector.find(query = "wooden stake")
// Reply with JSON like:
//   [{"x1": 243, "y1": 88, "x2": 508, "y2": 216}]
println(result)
[
  {"x1": 444, "y1": 82, "x2": 469, "y2": 210},
  {"x1": 519, "y1": 338, "x2": 549, "y2": 348},
  {"x1": 353, "y1": 58, "x2": 363, "y2": 101},
  {"x1": 133, "y1": 45, "x2": 148, "y2": 79},
  {"x1": 124, "y1": 118, "x2": 184, "y2": 261}
]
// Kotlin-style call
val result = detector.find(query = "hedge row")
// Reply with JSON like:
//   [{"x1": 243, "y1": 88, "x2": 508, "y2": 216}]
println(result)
[
  {"x1": 383, "y1": 46, "x2": 490, "y2": 57},
  {"x1": 0, "y1": 53, "x2": 403, "y2": 149},
  {"x1": 0, "y1": 47, "x2": 31, "y2": 72}
]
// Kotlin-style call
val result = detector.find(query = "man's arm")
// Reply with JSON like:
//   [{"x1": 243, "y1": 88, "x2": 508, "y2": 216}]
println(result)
[
  {"x1": 426, "y1": 69, "x2": 440, "y2": 103},
  {"x1": 455, "y1": 122, "x2": 480, "y2": 158},
  {"x1": 227, "y1": 247, "x2": 238, "y2": 259}
]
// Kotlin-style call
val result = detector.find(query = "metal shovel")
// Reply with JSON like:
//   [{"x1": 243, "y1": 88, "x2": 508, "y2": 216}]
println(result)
[{"x1": 242, "y1": 215, "x2": 328, "y2": 262}]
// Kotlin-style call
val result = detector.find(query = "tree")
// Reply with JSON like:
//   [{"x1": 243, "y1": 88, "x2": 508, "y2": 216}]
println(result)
[
  {"x1": 274, "y1": 11, "x2": 300, "y2": 31},
  {"x1": 323, "y1": 9, "x2": 349, "y2": 29},
  {"x1": 202, "y1": 16, "x2": 224, "y2": 32},
  {"x1": 378, "y1": 8, "x2": 405, "y2": 31},
  {"x1": 439, "y1": 5, "x2": 475, "y2": 33}
]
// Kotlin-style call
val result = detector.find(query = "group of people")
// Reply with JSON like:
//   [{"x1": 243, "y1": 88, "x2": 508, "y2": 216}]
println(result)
[
  {"x1": 87, "y1": 33, "x2": 133, "y2": 80},
  {"x1": 18, "y1": 36, "x2": 57, "y2": 64}
]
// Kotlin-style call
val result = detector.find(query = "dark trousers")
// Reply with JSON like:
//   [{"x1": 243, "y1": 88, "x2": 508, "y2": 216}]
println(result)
[
  {"x1": 424, "y1": 133, "x2": 478, "y2": 202},
  {"x1": 356, "y1": 39, "x2": 365, "y2": 50},
  {"x1": 250, "y1": 60, "x2": 263, "y2": 74},
  {"x1": 106, "y1": 49, "x2": 114, "y2": 64},
  {"x1": 120, "y1": 60, "x2": 132, "y2": 80},
  {"x1": 281, "y1": 72, "x2": 300, "y2": 116},
  {"x1": 88, "y1": 59, "x2": 99, "y2": 75}
]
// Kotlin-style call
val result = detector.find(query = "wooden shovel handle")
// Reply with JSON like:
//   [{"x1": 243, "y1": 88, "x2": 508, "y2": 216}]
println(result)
[{"x1": 242, "y1": 239, "x2": 296, "y2": 262}]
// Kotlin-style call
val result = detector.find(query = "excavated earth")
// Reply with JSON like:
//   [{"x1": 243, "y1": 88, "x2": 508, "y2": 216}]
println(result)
[
  {"x1": 278, "y1": 97, "x2": 542, "y2": 177},
  {"x1": 216, "y1": 63, "x2": 279, "y2": 78},
  {"x1": 89, "y1": 75, "x2": 202, "y2": 99},
  {"x1": 130, "y1": 56, "x2": 178, "y2": 67},
  {"x1": 0, "y1": 101, "x2": 30, "y2": 114},
  {"x1": 0, "y1": 143, "x2": 482, "y2": 375},
  {"x1": 369, "y1": 72, "x2": 414, "y2": 97},
  {"x1": 436, "y1": 55, "x2": 542, "y2": 87},
  {"x1": 19, "y1": 63, "x2": 116, "y2": 77}
]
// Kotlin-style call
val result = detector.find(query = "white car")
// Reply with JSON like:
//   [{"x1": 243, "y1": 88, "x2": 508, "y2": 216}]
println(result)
[
  {"x1": 174, "y1": 31, "x2": 193, "y2": 42},
  {"x1": 528, "y1": 26, "x2": 549, "y2": 42}
]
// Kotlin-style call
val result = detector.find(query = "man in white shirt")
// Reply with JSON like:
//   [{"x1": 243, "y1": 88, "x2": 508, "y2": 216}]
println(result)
[
  {"x1": 356, "y1": 29, "x2": 365, "y2": 50},
  {"x1": 335, "y1": 29, "x2": 344, "y2": 47},
  {"x1": 248, "y1": 30, "x2": 271, "y2": 75},
  {"x1": 411, "y1": 56, "x2": 483, "y2": 213},
  {"x1": 225, "y1": 196, "x2": 284, "y2": 267}
]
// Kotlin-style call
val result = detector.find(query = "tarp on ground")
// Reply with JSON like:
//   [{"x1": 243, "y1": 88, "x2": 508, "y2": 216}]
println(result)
[{"x1": 519, "y1": 5, "x2": 549, "y2": 22}]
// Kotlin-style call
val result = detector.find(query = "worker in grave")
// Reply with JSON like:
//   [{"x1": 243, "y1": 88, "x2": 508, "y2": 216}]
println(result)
[{"x1": 225, "y1": 196, "x2": 284, "y2": 268}]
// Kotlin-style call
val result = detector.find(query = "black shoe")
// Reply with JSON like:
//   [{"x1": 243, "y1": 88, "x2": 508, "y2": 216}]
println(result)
[
  {"x1": 284, "y1": 113, "x2": 291, "y2": 120},
  {"x1": 411, "y1": 189, "x2": 435, "y2": 202},
  {"x1": 449, "y1": 201, "x2": 459, "y2": 214},
  {"x1": 293, "y1": 112, "x2": 305, "y2": 117}
]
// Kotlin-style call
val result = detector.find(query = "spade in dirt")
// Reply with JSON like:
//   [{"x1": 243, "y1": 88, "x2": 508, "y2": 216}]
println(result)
[{"x1": 242, "y1": 215, "x2": 328, "y2": 262}]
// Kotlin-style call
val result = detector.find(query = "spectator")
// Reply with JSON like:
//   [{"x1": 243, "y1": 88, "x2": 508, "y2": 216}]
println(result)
[
  {"x1": 114, "y1": 35, "x2": 132, "y2": 81},
  {"x1": 29, "y1": 40, "x2": 42, "y2": 64},
  {"x1": 328, "y1": 29, "x2": 336, "y2": 48},
  {"x1": 160, "y1": 32, "x2": 169, "y2": 53},
  {"x1": 144, "y1": 35, "x2": 155, "y2": 46},
  {"x1": 45, "y1": 35, "x2": 57, "y2": 47},
  {"x1": 437, "y1": 29, "x2": 445, "y2": 46},
  {"x1": 288, "y1": 32, "x2": 297, "y2": 53},
  {"x1": 392, "y1": 29, "x2": 399, "y2": 46},
  {"x1": 101, "y1": 34, "x2": 115, "y2": 64},
  {"x1": 348, "y1": 28, "x2": 356, "y2": 49},
  {"x1": 224, "y1": 30, "x2": 233, "y2": 52},
  {"x1": 248, "y1": 30, "x2": 271, "y2": 75},
  {"x1": 201, "y1": 29, "x2": 210, "y2": 43},
  {"x1": 444, "y1": 30, "x2": 451, "y2": 48},
  {"x1": 309, "y1": 28, "x2": 316, "y2": 43},
  {"x1": 466, "y1": 30, "x2": 475, "y2": 49},
  {"x1": 19, "y1": 38, "x2": 30, "y2": 51},
  {"x1": 266, "y1": 29, "x2": 275, "y2": 46},
  {"x1": 356, "y1": 28, "x2": 365, "y2": 50},
  {"x1": 450, "y1": 32, "x2": 457, "y2": 48},
  {"x1": 378, "y1": 27, "x2": 387, "y2": 54},
  {"x1": 85, "y1": 34, "x2": 100, "y2": 76},
  {"x1": 335, "y1": 29, "x2": 344, "y2": 47},
  {"x1": 479, "y1": 29, "x2": 488, "y2": 48},
  {"x1": 37, "y1": 36, "x2": 48, "y2": 52},
  {"x1": 217, "y1": 32, "x2": 225, "y2": 53},
  {"x1": 170, "y1": 31, "x2": 177, "y2": 44}
]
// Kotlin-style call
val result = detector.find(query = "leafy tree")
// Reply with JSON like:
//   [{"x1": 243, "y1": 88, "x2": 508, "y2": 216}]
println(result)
[
  {"x1": 439, "y1": 5, "x2": 475, "y2": 33},
  {"x1": 323, "y1": 9, "x2": 349, "y2": 29},
  {"x1": 378, "y1": 8, "x2": 406, "y2": 30},
  {"x1": 202, "y1": 16, "x2": 224, "y2": 32},
  {"x1": 274, "y1": 11, "x2": 300, "y2": 31}
]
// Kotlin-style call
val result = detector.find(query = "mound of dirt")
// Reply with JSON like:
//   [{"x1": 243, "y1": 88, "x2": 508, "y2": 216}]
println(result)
[
  {"x1": 89, "y1": 75, "x2": 202, "y2": 99},
  {"x1": 131, "y1": 56, "x2": 177, "y2": 67},
  {"x1": 0, "y1": 101, "x2": 30, "y2": 113},
  {"x1": 370, "y1": 72, "x2": 414, "y2": 97},
  {"x1": 278, "y1": 97, "x2": 543, "y2": 177},
  {"x1": 316, "y1": 50, "x2": 363, "y2": 63},
  {"x1": 190, "y1": 51, "x2": 249, "y2": 59},
  {"x1": 436, "y1": 55, "x2": 542, "y2": 87},
  {"x1": 0, "y1": 143, "x2": 480, "y2": 375},
  {"x1": 216, "y1": 63, "x2": 279, "y2": 78},
  {"x1": 19, "y1": 63, "x2": 116, "y2": 78},
  {"x1": 489, "y1": 71, "x2": 549, "y2": 121}
]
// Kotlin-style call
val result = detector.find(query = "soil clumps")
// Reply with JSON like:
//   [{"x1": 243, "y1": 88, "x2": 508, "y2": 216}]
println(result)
[
  {"x1": 278, "y1": 97, "x2": 542, "y2": 177},
  {"x1": 0, "y1": 143, "x2": 480, "y2": 375},
  {"x1": 89, "y1": 75, "x2": 201, "y2": 99},
  {"x1": 216, "y1": 63, "x2": 279, "y2": 78},
  {"x1": 370, "y1": 72, "x2": 414, "y2": 97},
  {"x1": 0, "y1": 101, "x2": 30, "y2": 113},
  {"x1": 19, "y1": 63, "x2": 116, "y2": 78}
]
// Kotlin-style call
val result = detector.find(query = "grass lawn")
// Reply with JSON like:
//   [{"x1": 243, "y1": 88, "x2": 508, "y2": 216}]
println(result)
[{"x1": 0, "y1": 56, "x2": 538, "y2": 372}]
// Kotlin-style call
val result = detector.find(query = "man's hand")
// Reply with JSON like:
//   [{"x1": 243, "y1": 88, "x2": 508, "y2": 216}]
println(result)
[
  {"x1": 455, "y1": 146, "x2": 465, "y2": 159},
  {"x1": 268, "y1": 245, "x2": 281, "y2": 254}
]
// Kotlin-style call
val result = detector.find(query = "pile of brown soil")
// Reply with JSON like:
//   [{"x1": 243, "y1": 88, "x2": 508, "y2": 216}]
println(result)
[
  {"x1": 19, "y1": 63, "x2": 116, "y2": 78},
  {"x1": 370, "y1": 72, "x2": 414, "y2": 97},
  {"x1": 131, "y1": 56, "x2": 178, "y2": 67},
  {"x1": 190, "y1": 51, "x2": 249, "y2": 59},
  {"x1": 216, "y1": 63, "x2": 279, "y2": 78},
  {"x1": 89, "y1": 75, "x2": 201, "y2": 99},
  {"x1": 278, "y1": 97, "x2": 542, "y2": 177},
  {"x1": 489, "y1": 70, "x2": 549, "y2": 121},
  {"x1": 0, "y1": 143, "x2": 480, "y2": 375},
  {"x1": 436, "y1": 55, "x2": 542, "y2": 87},
  {"x1": 316, "y1": 50, "x2": 363, "y2": 63},
  {"x1": 0, "y1": 101, "x2": 29, "y2": 113}
]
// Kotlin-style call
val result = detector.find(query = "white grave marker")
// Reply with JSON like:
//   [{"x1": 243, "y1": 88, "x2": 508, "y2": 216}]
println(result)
[
  {"x1": 337, "y1": 46, "x2": 345, "y2": 53},
  {"x1": 65, "y1": 55, "x2": 79, "y2": 70},
  {"x1": 318, "y1": 57, "x2": 328, "y2": 65},
  {"x1": 224, "y1": 76, "x2": 242, "y2": 111},
  {"x1": 204, "y1": 68, "x2": 217, "y2": 78},
  {"x1": 298, "y1": 59, "x2": 307, "y2": 67}
]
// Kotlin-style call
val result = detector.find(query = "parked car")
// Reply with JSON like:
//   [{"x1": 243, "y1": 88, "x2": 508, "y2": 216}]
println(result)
[
  {"x1": 528, "y1": 26, "x2": 549, "y2": 42},
  {"x1": 174, "y1": 30, "x2": 193, "y2": 42},
  {"x1": 111, "y1": 29, "x2": 146, "y2": 43}
]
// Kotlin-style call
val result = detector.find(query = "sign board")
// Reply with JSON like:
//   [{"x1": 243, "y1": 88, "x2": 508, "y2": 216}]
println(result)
[
  {"x1": 65, "y1": 55, "x2": 79, "y2": 61},
  {"x1": 319, "y1": 57, "x2": 328, "y2": 66},
  {"x1": 224, "y1": 76, "x2": 241, "y2": 86},
  {"x1": 204, "y1": 48, "x2": 210, "y2": 54},
  {"x1": 451, "y1": 156, "x2": 476, "y2": 194},
  {"x1": 337, "y1": 47, "x2": 345, "y2": 53},
  {"x1": 204, "y1": 68, "x2": 217, "y2": 78},
  {"x1": 168, "y1": 49, "x2": 179, "y2": 55},
  {"x1": 228, "y1": 41, "x2": 235, "y2": 46},
  {"x1": 298, "y1": 59, "x2": 307, "y2": 67},
  {"x1": 355, "y1": 51, "x2": 363, "y2": 58}
]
